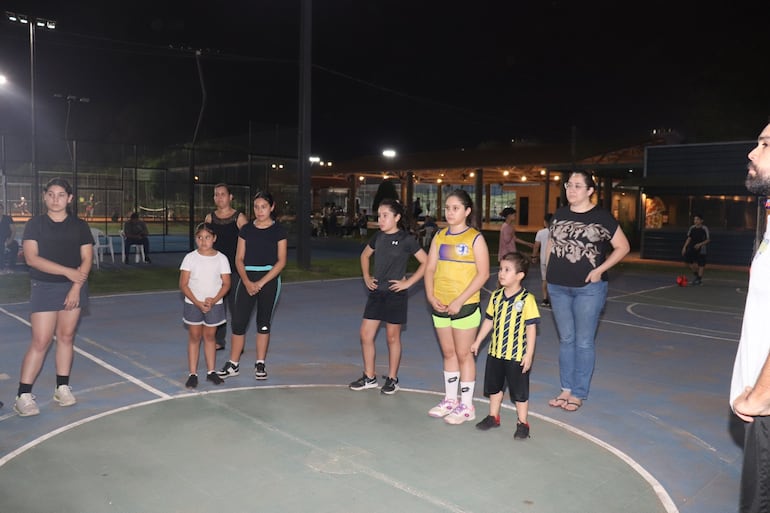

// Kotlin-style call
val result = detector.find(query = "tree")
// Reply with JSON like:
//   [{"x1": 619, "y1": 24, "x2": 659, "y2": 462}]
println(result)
[{"x1": 372, "y1": 180, "x2": 398, "y2": 213}]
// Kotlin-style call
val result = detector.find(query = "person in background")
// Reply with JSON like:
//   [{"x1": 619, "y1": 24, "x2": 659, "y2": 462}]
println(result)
[
  {"x1": 498, "y1": 207, "x2": 533, "y2": 262},
  {"x1": 424, "y1": 189, "x2": 490, "y2": 424},
  {"x1": 349, "y1": 199, "x2": 428, "y2": 395},
  {"x1": 14, "y1": 178, "x2": 93, "y2": 416},
  {"x1": 357, "y1": 209, "x2": 369, "y2": 238},
  {"x1": 0, "y1": 203, "x2": 19, "y2": 274},
  {"x1": 681, "y1": 213, "x2": 710, "y2": 286},
  {"x1": 84, "y1": 193, "x2": 95, "y2": 220},
  {"x1": 471, "y1": 251, "x2": 539, "y2": 439},
  {"x1": 546, "y1": 170, "x2": 629, "y2": 412},
  {"x1": 205, "y1": 183, "x2": 248, "y2": 352},
  {"x1": 730, "y1": 122, "x2": 770, "y2": 513},
  {"x1": 217, "y1": 191, "x2": 287, "y2": 381},
  {"x1": 179, "y1": 223, "x2": 231, "y2": 388},
  {"x1": 413, "y1": 197, "x2": 423, "y2": 219},
  {"x1": 123, "y1": 212, "x2": 151, "y2": 264},
  {"x1": 420, "y1": 215, "x2": 439, "y2": 249},
  {"x1": 531, "y1": 213, "x2": 553, "y2": 306}
]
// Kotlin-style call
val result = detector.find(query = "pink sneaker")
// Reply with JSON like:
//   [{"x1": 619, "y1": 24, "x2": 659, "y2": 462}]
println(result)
[
  {"x1": 428, "y1": 398, "x2": 458, "y2": 418},
  {"x1": 444, "y1": 403, "x2": 476, "y2": 425}
]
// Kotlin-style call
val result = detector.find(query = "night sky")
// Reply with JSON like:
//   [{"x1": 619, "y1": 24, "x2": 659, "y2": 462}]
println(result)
[{"x1": 1, "y1": 1, "x2": 767, "y2": 162}]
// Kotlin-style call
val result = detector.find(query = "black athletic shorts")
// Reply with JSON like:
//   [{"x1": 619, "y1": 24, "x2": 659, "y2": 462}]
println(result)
[{"x1": 363, "y1": 289, "x2": 408, "y2": 325}]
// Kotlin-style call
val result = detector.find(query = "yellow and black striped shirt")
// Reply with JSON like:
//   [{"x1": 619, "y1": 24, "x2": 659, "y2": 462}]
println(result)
[{"x1": 485, "y1": 287, "x2": 540, "y2": 361}]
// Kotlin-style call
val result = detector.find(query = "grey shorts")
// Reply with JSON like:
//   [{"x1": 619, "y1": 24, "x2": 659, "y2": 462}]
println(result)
[
  {"x1": 30, "y1": 279, "x2": 89, "y2": 313},
  {"x1": 183, "y1": 302, "x2": 226, "y2": 327}
]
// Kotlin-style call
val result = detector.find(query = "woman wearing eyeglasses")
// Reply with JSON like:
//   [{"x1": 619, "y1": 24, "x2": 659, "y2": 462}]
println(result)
[{"x1": 545, "y1": 170, "x2": 630, "y2": 412}]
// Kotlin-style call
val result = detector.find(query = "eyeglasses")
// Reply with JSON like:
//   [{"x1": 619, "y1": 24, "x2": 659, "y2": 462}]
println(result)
[{"x1": 564, "y1": 182, "x2": 588, "y2": 190}]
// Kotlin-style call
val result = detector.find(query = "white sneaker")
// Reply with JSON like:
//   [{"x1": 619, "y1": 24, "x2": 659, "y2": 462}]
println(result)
[
  {"x1": 428, "y1": 398, "x2": 458, "y2": 418},
  {"x1": 53, "y1": 385, "x2": 77, "y2": 406},
  {"x1": 444, "y1": 403, "x2": 476, "y2": 425},
  {"x1": 14, "y1": 393, "x2": 40, "y2": 416}
]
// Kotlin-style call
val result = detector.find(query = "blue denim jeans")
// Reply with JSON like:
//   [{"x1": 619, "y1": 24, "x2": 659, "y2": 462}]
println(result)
[{"x1": 547, "y1": 280, "x2": 608, "y2": 400}]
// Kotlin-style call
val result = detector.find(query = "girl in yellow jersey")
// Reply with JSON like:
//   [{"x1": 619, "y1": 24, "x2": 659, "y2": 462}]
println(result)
[{"x1": 424, "y1": 190, "x2": 490, "y2": 424}]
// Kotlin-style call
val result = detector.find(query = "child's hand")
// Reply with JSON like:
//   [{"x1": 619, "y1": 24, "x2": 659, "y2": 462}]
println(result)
[
  {"x1": 470, "y1": 341, "x2": 481, "y2": 356},
  {"x1": 447, "y1": 298, "x2": 464, "y2": 316},
  {"x1": 363, "y1": 275, "x2": 377, "y2": 290},
  {"x1": 520, "y1": 354, "x2": 533, "y2": 373},
  {"x1": 388, "y1": 278, "x2": 407, "y2": 292},
  {"x1": 429, "y1": 296, "x2": 447, "y2": 313}
]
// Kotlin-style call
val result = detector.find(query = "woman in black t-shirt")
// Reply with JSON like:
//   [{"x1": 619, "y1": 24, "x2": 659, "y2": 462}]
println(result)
[
  {"x1": 545, "y1": 170, "x2": 630, "y2": 412},
  {"x1": 14, "y1": 178, "x2": 93, "y2": 417}
]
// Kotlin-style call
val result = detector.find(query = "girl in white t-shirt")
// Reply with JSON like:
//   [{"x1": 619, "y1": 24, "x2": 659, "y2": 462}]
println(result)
[{"x1": 179, "y1": 223, "x2": 231, "y2": 388}]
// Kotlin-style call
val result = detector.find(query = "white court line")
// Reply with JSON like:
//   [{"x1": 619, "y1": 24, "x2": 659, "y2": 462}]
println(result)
[
  {"x1": 621, "y1": 303, "x2": 739, "y2": 338},
  {"x1": 600, "y1": 316, "x2": 738, "y2": 343},
  {"x1": 0, "y1": 385, "x2": 679, "y2": 513},
  {"x1": 0, "y1": 290, "x2": 678, "y2": 512},
  {"x1": 0, "y1": 306, "x2": 170, "y2": 399},
  {"x1": 610, "y1": 283, "x2": 675, "y2": 300}
]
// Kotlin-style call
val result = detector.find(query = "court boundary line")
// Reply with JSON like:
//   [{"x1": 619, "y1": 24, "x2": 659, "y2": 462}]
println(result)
[
  {"x1": 0, "y1": 306, "x2": 170, "y2": 399},
  {"x1": 0, "y1": 384, "x2": 678, "y2": 513}
]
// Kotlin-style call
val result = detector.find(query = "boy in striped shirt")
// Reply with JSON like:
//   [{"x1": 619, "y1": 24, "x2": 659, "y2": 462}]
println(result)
[{"x1": 471, "y1": 251, "x2": 540, "y2": 439}]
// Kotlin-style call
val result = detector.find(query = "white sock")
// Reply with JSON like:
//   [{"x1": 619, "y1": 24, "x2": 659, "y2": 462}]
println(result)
[
  {"x1": 460, "y1": 381, "x2": 475, "y2": 406},
  {"x1": 444, "y1": 370, "x2": 460, "y2": 400}
]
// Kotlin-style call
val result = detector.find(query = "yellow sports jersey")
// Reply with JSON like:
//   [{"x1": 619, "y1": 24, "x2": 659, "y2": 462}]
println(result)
[
  {"x1": 485, "y1": 287, "x2": 540, "y2": 361},
  {"x1": 433, "y1": 227, "x2": 483, "y2": 306}
]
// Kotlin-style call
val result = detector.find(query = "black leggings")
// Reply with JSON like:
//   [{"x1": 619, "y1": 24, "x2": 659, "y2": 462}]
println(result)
[{"x1": 230, "y1": 270, "x2": 281, "y2": 336}]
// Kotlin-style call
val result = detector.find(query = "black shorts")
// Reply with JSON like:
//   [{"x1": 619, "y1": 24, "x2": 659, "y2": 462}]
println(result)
[
  {"x1": 684, "y1": 249, "x2": 706, "y2": 267},
  {"x1": 482, "y1": 354, "x2": 530, "y2": 403},
  {"x1": 363, "y1": 289, "x2": 408, "y2": 325},
  {"x1": 740, "y1": 415, "x2": 770, "y2": 512}
]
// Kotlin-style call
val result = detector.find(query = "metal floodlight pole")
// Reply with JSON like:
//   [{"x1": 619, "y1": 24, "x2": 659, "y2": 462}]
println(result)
[
  {"x1": 297, "y1": 0, "x2": 313, "y2": 270},
  {"x1": 29, "y1": 20, "x2": 38, "y2": 215},
  {"x1": 6, "y1": 12, "x2": 57, "y2": 215}
]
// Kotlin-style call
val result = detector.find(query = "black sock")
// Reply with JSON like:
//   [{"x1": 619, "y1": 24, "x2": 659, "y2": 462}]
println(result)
[
  {"x1": 18, "y1": 383, "x2": 33, "y2": 396},
  {"x1": 56, "y1": 375, "x2": 70, "y2": 387}
]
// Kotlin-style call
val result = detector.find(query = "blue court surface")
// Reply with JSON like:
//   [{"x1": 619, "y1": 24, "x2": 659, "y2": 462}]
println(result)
[{"x1": 0, "y1": 244, "x2": 749, "y2": 513}]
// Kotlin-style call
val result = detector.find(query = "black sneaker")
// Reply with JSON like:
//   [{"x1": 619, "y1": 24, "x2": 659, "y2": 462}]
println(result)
[
  {"x1": 514, "y1": 421, "x2": 530, "y2": 440},
  {"x1": 692, "y1": 277, "x2": 702, "y2": 286},
  {"x1": 540, "y1": 299, "x2": 551, "y2": 307},
  {"x1": 216, "y1": 361, "x2": 240, "y2": 378},
  {"x1": 206, "y1": 371, "x2": 224, "y2": 385},
  {"x1": 381, "y1": 376, "x2": 399, "y2": 395},
  {"x1": 476, "y1": 415, "x2": 500, "y2": 430},
  {"x1": 255, "y1": 362, "x2": 267, "y2": 380},
  {"x1": 185, "y1": 374, "x2": 198, "y2": 389},
  {"x1": 349, "y1": 373, "x2": 377, "y2": 391}
]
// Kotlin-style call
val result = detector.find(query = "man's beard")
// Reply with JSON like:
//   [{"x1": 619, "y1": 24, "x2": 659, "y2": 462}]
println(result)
[{"x1": 745, "y1": 171, "x2": 770, "y2": 195}]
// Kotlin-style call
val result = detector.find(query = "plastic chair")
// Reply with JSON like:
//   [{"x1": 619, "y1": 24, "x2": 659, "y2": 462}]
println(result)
[
  {"x1": 120, "y1": 230, "x2": 145, "y2": 263},
  {"x1": 90, "y1": 228, "x2": 115, "y2": 269},
  {"x1": 421, "y1": 226, "x2": 436, "y2": 248}
]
